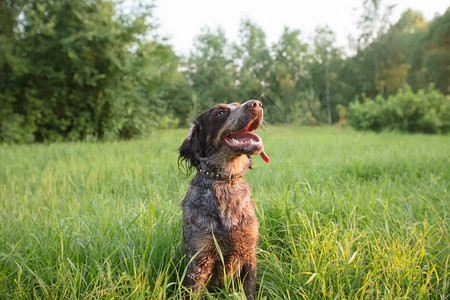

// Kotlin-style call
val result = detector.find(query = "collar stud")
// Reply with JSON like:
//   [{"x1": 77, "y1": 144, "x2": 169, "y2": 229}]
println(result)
[{"x1": 197, "y1": 167, "x2": 243, "y2": 181}]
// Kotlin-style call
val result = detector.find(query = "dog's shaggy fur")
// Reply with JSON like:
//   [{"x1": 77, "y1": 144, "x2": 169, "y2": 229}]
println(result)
[{"x1": 178, "y1": 100, "x2": 269, "y2": 299}]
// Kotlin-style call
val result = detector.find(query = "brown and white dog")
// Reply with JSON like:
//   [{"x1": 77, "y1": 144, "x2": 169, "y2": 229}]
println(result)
[{"x1": 178, "y1": 100, "x2": 269, "y2": 299}]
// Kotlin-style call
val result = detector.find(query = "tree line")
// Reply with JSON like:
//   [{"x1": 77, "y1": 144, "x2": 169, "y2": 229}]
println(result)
[{"x1": 1, "y1": 0, "x2": 449, "y2": 142}]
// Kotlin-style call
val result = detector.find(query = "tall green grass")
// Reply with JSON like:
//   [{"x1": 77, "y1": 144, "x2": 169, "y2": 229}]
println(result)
[{"x1": 1, "y1": 127, "x2": 448, "y2": 299}]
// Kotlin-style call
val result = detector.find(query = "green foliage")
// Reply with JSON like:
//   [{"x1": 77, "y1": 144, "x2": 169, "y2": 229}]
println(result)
[
  {"x1": 1, "y1": 1, "x2": 449, "y2": 142},
  {"x1": 232, "y1": 19, "x2": 272, "y2": 103},
  {"x1": 184, "y1": 27, "x2": 236, "y2": 116},
  {"x1": 421, "y1": 8, "x2": 450, "y2": 94},
  {"x1": 0, "y1": 0, "x2": 179, "y2": 142},
  {"x1": 308, "y1": 25, "x2": 343, "y2": 124},
  {"x1": 267, "y1": 27, "x2": 308, "y2": 124},
  {"x1": 345, "y1": 7, "x2": 449, "y2": 101},
  {"x1": 348, "y1": 85, "x2": 450, "y2": 133},
  {"x1": 1, "y1": 127, "x2": 448, "y2": 298}
]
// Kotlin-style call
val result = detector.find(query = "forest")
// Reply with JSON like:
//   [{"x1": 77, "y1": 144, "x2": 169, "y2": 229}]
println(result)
[{"x1": 1, "y1": 0, "x2": 449, "y2": 142}]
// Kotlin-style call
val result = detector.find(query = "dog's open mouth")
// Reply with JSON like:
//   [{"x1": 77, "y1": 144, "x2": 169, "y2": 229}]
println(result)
[{"x1": 223, "y1": 118, "x2": 270, "y2": 163}]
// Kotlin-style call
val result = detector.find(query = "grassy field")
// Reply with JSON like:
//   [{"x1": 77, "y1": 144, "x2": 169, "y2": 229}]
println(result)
[{"x1": 0, "y1": 126, "x2": 449, "y2": 299}]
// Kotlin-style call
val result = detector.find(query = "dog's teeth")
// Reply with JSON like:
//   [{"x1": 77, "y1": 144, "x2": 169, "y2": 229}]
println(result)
[{"x1": 230, "y1": 137, "x2": 262, "y2": 145}]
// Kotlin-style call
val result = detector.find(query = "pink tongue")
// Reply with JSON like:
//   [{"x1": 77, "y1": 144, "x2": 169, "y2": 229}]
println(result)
[{"x1": 260, "y1": 149, "x2": 270, "y2": 163}]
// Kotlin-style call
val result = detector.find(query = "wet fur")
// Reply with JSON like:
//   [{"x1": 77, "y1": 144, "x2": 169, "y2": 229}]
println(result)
[{"x1": 179, "y1": 101, "x2": 263, "y2": 299}]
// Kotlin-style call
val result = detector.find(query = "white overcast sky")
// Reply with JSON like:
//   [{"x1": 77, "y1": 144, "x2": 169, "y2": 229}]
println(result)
[{"x1": 151, "y1": 0, "x2": 448, "y2": 56}]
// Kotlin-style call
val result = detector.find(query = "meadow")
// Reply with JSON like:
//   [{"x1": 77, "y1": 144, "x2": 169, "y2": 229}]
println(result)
[{"x1": 0, "y1": 126, "x2": 448, "y2": 299}]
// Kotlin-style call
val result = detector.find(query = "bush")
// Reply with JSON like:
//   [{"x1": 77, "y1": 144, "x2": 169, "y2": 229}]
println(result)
[{"x1": 348, "y1": 86, "x2": 450, "y2": 133}]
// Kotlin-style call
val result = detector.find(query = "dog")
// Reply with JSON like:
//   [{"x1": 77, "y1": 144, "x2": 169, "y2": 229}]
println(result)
[{"x1": 178, "y1": 100, "x2": 269, "y2": 299}]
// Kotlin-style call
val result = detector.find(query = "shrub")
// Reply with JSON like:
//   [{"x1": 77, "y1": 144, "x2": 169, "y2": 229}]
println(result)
[{"x1": 348, "y1": 86, "x2": 449, "y2": 133}]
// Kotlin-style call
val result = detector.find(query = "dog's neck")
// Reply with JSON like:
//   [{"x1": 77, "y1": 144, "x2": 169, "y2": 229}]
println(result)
[{"x1": 197, "y1": 154, "x2": 252, "y2": 181}]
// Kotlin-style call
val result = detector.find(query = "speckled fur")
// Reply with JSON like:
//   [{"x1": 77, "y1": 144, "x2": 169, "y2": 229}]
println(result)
[{"x1": 179, "y1": 100, "x2": 264, "y2": 299}]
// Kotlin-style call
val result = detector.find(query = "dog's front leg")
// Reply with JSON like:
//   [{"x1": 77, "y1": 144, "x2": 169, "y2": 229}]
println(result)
[
  {"x1": 183, "y1": 251, "x2": 215, "y2": 299},
  {"x1": 241, "y1": 260, "x2": 257, "y2": 300}
]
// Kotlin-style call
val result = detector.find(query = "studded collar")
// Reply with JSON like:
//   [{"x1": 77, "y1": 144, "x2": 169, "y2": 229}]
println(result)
[{"x1": 197, "y1": 167, "x2": 245, "y2": 181}]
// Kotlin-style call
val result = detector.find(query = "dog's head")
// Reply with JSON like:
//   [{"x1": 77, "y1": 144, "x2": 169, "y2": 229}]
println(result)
[{"x1": 178, "y1": 100, "x2": 269, "y2": 174}]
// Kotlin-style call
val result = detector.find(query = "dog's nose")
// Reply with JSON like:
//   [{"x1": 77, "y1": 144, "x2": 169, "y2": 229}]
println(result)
[{"x1": 246, "y1": 100, "x2": 262, "y2": 109}]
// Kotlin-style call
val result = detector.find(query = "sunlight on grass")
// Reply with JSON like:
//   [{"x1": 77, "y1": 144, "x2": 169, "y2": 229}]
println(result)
[{"x1": 1, "y1": 126, "x2": 448, "y2": 299}]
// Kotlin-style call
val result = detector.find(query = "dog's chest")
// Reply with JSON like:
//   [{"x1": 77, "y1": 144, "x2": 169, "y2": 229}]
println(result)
[{"x1": 211, "y1": 181, "x2": 256, "y2": 230}]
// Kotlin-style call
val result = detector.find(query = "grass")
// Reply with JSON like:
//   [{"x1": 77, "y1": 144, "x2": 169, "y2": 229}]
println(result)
[{"x1": 0, "y1": 126, "x2": 448, "y2": 299}]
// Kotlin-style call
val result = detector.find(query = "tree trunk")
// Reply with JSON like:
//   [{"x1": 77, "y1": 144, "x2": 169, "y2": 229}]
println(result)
[{"x1": 325, "y1": 57, "x2": 332, "y2": 125}]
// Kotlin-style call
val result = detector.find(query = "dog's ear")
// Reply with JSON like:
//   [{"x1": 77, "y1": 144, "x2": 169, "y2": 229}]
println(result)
[{"x1": 178, "y1": 121, "x2": 204, "y2": 175}]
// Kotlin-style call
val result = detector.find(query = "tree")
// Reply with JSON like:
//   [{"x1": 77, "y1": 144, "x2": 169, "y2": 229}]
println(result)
[
  {"x1": 311, "y1": 25, "x2": 341, "y2": 124},
  {"x1": 0, "y1": 0, "x2": 175, "y2": 142},
  {"x1": 186, "y1": 27, "x2": 236, "y2": 115},
  {"x1": 421, "y1": 8, "x2": 450, "y2": 94},
  {"x1": 355, "y1": 0, "x2": 395, "y2": 51},
  {"x1": 269, "y1": 27, "x2": 308, "y2": 124},
  {"x1": 232, "y1": 19, "x2": 273, "y2": 101}
]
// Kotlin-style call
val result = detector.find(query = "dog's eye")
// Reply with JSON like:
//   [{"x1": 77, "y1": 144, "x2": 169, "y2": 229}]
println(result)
[{"x1": 218, "y1": 110, "x2": 227, "y2": 116}]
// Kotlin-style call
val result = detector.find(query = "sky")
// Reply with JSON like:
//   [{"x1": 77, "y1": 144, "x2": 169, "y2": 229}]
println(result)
[{"x1": 152, "y1": 0, "x2": 449, "y2": 56}]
